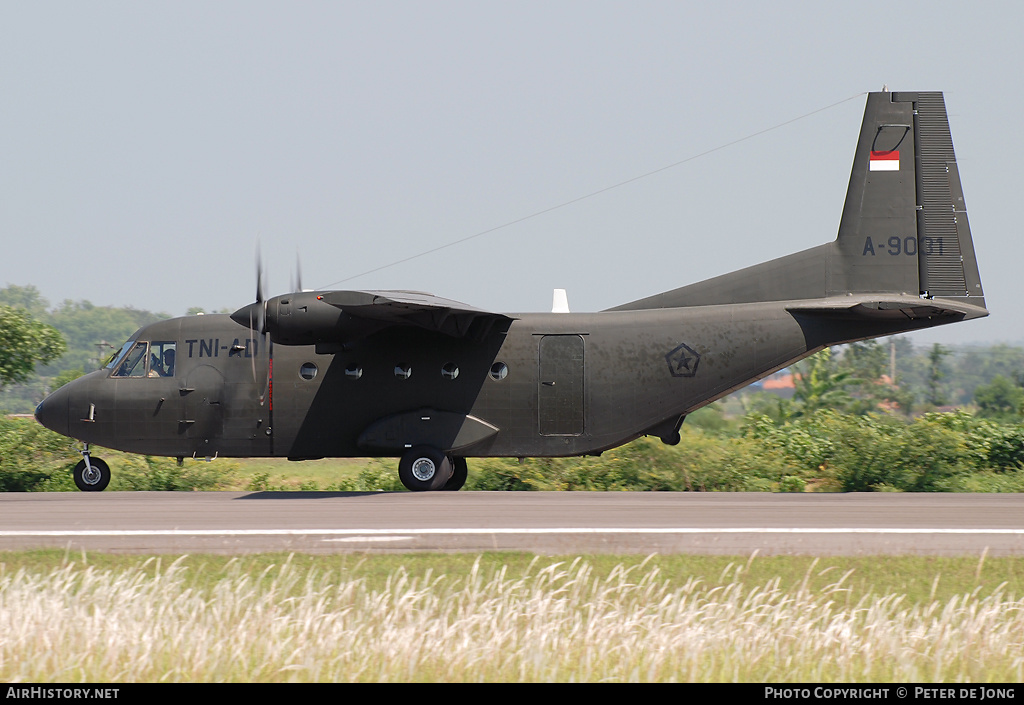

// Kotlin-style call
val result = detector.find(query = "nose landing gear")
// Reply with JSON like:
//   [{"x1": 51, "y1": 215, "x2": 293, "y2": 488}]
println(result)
[{"x1": 73, "y1": 444, "x2": 111, "y2": 492}]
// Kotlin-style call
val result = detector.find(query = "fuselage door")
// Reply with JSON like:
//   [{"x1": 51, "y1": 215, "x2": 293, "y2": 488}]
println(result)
[
  {"x1": 182, "y1": 364, "x2": 225, "y2": 449},
  {"x1": 538, "y1": 334, "x2": 584, "y2": 436}
]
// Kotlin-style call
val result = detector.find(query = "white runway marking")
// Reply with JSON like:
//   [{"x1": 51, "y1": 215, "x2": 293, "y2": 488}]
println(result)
[
  {"x1": 324, "y1": 536, "x2": 416, "y2": 543},
  {"x1": 0, "y1": 528, "x2": 1023, "y2": 537}
]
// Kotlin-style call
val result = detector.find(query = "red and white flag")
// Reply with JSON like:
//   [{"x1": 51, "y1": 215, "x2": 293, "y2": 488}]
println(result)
[{"x1": 869, "y1": 150, "x2": 899, "y2": 171}]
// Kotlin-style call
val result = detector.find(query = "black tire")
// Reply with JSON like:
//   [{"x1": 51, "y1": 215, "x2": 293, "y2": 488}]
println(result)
[
  {"x1": 398, "y1": 446, "x2": 452, "y2": 491},
  {"x1": 443, "y1": 457, "x2": 468, "y2": 491},
  {"x1": 73, "y1": 457, "x2": 111, "y2": 492}
]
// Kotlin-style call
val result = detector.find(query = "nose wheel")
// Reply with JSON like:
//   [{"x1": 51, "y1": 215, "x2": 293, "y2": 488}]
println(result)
[{"x1": 73, "y1": 446, "x2": 111, "y2": 492}]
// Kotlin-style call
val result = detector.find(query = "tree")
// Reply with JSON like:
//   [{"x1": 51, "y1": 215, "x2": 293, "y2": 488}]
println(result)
[
  {"x1": 839, "y1": 340, "x2": 888, "y2": 381},
  {"x1": 49, "y1": 367, "x2": 85, "y2": 393},
  {"x1": 792, "y1": 349, "x2": 856, "y2": 416},
  {"x1": 835, "y1": 339, "x2": 914, "y2": 414},
  {"x1": 925, "y1": 343, "x2": 952, "y2": 407},
  {"x1": 973, "y1": 375, "x2": 1024, "y2": 420},
  {"x1": 0, "y1": 306, "x2": 66, "y2": 388},
  {"x1": 44, "y1": 300, "x2": 168, "y2": 373},
  {"x1": 0, "y1": 284, "x2": 49, "y2": 317}
]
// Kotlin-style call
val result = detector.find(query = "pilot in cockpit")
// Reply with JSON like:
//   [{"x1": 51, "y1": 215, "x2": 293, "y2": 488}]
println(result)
[
  {"x1": 161, "y1": 349, "x2": 175, "y2": 376},
  {"x1": 147, "y1": 349, "x2": 176, "y2": 377}
]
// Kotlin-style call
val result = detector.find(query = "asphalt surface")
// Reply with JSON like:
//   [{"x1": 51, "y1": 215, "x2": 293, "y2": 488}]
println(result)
[{"x1": 0, "y1": 491, "x2": 1022, "y2": 555}]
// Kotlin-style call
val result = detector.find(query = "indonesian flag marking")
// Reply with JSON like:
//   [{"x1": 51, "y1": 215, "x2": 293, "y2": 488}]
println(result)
[{"x1": 869, "y1": 150, "x2": 899, "y2": 171}]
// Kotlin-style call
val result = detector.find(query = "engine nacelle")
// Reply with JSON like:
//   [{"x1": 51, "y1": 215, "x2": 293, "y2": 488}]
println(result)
[{"x1": 231, "y1": 292, "x2": 388, "y2": 346}]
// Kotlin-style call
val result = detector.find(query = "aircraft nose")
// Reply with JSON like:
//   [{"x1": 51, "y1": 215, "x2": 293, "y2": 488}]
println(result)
[{"x1": 34, "y1": 385, "x2": 69, "y2": 437}]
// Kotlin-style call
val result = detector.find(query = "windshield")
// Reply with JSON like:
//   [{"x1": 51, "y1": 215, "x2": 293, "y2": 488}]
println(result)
[
  {"x1": 105, "y1": 340, "x2": 136, "y2": 370},
  {"x1": 111, "y1": 342, "x2": 149, "y2": 377}
]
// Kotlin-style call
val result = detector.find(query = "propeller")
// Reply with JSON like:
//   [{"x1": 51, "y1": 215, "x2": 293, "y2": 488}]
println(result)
[
  {"x1": 230, "y1": 246, "x2": 313, "y2": 406},
  {"x1": 290, "y1": 251, "x2": 303, "y2": 293},
  {"x1": 245, "y1": 245, "x2": 271, "y2": 405}
]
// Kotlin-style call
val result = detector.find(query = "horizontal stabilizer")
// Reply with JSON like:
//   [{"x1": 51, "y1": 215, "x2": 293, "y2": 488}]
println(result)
[{"x1": 786, "y1": 294, "x2": 988, "y2": 322}]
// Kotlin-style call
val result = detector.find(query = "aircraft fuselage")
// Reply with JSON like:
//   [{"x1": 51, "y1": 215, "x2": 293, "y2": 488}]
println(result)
[{"x1": 39, "y1": 298, "x2": 964, "y2": 462}]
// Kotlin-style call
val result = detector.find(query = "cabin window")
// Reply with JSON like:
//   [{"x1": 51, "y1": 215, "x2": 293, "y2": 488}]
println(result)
[
  {"x1": 394, "y1": 364, "x2": 412, "y2": 380},
  {"x1": 441, "y1": 363, "x2": 459, "y2": 380},
  {"x1": 345, "y1": 364, "x2": 362, "y2": 380},
  {"x1": 299, "y1": 362, "x2": 318, "y2": 380},
  {"x1": 490, "y1": 362, "x2": 508, "y2": 381}
]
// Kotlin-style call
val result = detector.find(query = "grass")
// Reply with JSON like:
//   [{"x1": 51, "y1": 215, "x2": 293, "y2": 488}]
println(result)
[{"x1": 0, "y1": 551, "x2": 1022, "y2": 682}]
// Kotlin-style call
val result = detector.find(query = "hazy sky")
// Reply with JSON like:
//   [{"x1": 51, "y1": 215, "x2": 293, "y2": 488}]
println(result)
[{"x1": 1, "y1": 1, "x2": 1019, "y2": 345}]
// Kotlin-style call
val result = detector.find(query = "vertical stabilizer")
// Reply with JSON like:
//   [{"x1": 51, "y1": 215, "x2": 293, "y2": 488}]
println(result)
[
  {"x1": 610, "y1": 90, "x2": 985, "y2": 312},
  {"x1": 828, "y1": 92, "x2": 919, "y2": 296},
  {"x1": 831, "y1": 91, "x2": 985, "y2": 306}
]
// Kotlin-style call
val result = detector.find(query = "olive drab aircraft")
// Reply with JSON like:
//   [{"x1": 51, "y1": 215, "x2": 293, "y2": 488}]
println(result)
[{"x1": 35, "y1": 91, "x2": 987, "y2": 492}]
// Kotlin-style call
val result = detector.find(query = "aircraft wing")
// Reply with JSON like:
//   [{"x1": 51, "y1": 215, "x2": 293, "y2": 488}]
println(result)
[
  {"x1": 317, "y1": 290, "x2": 515, "y2": 339},
  {"x1": 233, "y1": 289, "x2": 514, "y2": 345}
]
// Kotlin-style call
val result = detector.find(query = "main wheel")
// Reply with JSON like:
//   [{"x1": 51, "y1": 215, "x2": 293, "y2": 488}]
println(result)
[
  {"x1": 73, "y1": 457, "x2": 111, "y2": 492},
  {"x1": 398, "y1": 446, "x2": 452, "y2": 492},
  {"x1": 443, "y1": 457, "x2": 468, "y2": 491}
]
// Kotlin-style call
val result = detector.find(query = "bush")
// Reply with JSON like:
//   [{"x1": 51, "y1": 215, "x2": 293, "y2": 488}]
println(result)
[
  {"x1": 464, "y1": 433, "x2": 802, "y2": 492},
  {"x1": 110, "y1": 455, "x2": 232, "y2": 491},
  {"x1": 4, "y1": 407, "x2": 1024, "y2": 494},
  {"x1": 0, "y1": 417, "x2": 80, "y2": 491}
]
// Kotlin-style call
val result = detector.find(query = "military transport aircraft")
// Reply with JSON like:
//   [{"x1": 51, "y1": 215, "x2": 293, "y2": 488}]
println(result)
[{"x1": 35, "y1": 91, "x2": 987, "y2": 492}]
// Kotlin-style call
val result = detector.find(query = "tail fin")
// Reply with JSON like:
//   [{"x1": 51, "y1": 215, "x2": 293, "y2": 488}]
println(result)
[{"x1": 610, "y1": 91, "x2": 986, "y2": 312}]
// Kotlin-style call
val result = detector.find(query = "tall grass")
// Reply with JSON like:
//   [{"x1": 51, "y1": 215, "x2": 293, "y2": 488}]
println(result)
[{"x1": 0, "y1": 556, "x2": 1021, "y2": 682}]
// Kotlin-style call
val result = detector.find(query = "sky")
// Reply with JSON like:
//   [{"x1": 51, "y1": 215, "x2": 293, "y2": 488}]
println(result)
[{"x1": 1, "y1": 1, "x2": 1020, "y2": 346}]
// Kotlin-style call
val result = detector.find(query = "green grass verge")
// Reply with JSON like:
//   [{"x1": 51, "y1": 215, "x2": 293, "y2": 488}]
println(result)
[{"x1": 3, "y1": 549, "x2": 1022, "y2": 606}]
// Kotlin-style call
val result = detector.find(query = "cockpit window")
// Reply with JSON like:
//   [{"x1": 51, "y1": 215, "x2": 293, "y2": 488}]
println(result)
[
  {"x1": 111, "y1": 342, "x2": 149, "y2": 377},
  {"x1": 109, "y1": 341, "x2": 176, "y2": 378},
  {"x1": 149, "y1": 341, "x2": 176, "y2": 377},
  {"x1": 105, "y1": 340, "x2": 136, "y2": 370}
]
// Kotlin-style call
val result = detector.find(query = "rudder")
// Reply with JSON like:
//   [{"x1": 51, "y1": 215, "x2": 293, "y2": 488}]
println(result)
[{"x1": 831, "y1": 91, "x2": 985, "y2": 306}]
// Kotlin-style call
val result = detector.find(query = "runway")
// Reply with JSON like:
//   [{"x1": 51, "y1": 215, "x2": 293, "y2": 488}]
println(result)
[{"x1": 0, "y1": 491, "x2": 1022, "y2": 555}]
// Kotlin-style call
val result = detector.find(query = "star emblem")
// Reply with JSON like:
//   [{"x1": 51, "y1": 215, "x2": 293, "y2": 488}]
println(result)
[{"x1": 665, "y1": 343, "x2": 700, "y2": 378}]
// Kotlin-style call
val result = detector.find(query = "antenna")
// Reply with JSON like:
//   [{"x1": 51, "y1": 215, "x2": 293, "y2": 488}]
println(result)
[{"x1": 551, "y1": 289, "x2": 570, "y2": 313}]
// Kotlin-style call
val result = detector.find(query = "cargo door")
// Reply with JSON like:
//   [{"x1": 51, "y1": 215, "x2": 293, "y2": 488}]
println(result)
[{"x1": 538, "y1": 334, "x2": 584, "y2": 436}]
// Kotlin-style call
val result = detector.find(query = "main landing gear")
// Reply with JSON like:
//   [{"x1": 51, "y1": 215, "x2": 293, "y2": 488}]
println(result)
[
  {"x1": 398, "y1": 446, "x2": 468, "y2": 492},
  {"x1": 73, "y1": 444, "x2": 111, "y2": 492}
]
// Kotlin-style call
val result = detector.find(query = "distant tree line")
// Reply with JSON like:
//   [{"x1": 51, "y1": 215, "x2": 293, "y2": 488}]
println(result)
[
  {"x1": 742, "y1": 339, "x2": 1024, "y2": 423},
  {"x1": 0, "y1": 284, "x2": 170, "y2": 413}
]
